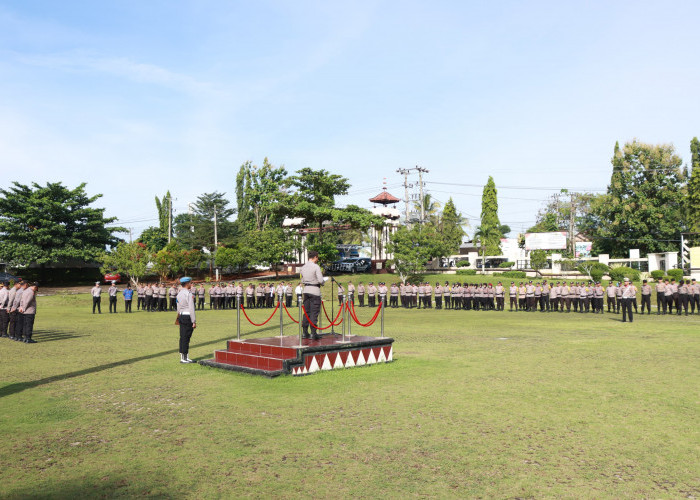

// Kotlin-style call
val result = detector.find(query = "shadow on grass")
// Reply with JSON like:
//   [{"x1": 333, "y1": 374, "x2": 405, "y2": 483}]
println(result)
[
  {"x1": 30, "y1": 329, "x2": 88, "y2": 343},
  {"x1": 3, "y1": 474, "x2": 175, "y2": 500},
  {"x1": 0, "y1": 327, "x2": 274, "y2": 399}
]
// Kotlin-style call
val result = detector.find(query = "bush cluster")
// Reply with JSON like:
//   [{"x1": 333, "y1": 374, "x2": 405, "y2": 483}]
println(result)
[
  {"x1": 650, "y1": 270, "x2": 665, "y2": 280},
  {"x1": 609, "y1": 266, "x2": 641, "y2": 283},
  {"x1": 456, "y1": 260, "x2": 470, "y2": 268},
  {"x1": 500, "y1": 270, "x2": 527, "y2": 278},
  {"x1": 667, "y1": 269, "x2": 684, "y2": 280},
  {"x1": 456, "y1": 269, "x2": 477, "y2": 275},
  {"x1": 498, "y1": 262, "x2": 515, "y2": 268}
]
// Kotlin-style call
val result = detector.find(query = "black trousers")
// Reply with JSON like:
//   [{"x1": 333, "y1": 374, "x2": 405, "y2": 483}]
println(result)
[
  {"x1": 198, "y1": 297, "x2": 205, "y2": 309},
  {"x1": 607, "y1": 296, "x2": 615, "y2": 312},
  {"x1": 170, "y1": 298, "x2": 177, "y2": 311},
  {"x1": 12, "y1": 310, "x2": 23, "y2": 339},
  {"x1": 358, "y1": 294, "x2": 365, "y2": 307},
  {"x1": 301, "y1": 293, "x2": 321, "y2": 335},
  {"x1": 510, "y1": 297, "x2": 517, "y2": 310},
  {"x1": 391, "y1": 296, "x2": 399, "y2": 308},
  {"x1": 93, "y1": 296, "x2": 101, "y2": 313},
  {"x1": 692, "y1": 294, "x2": 700, "y2": 314},
  {"x1": 657, "y1": 293, "x2": 665, "y2": 314},
  {"x1": 621, "y1": 298, "x2": 633, "y2": 322},
  {"x1": 125, "y1": 299, "x2": 132, "y2": 313},
  {"x1": 496, "y1": 297, "x2": 504, "y2": 311},
  {"x1": 368, "y1": 296, "x2": 376, "y2": 308},
  {"x1": 109, "y1": 296, "x2": 117, "y2": 313},
  {"x1": 286, "y1": 296, "x2": 292, "y2": 308},
  {"x1": 22, "y1": 313, "x2": 35, "y2": 340},
  {"x1": 137, "y1": 296, "x2": 144, "y2": 310},
  {"x1": 179, "y1": 315, "x2": 194, "y2": 355},
  {"x1": 0, "y1": 310, "x2": 9, "y2": 336},
  {"x1": 641, "y1": 295, "x2": 651, "y2": 314}
]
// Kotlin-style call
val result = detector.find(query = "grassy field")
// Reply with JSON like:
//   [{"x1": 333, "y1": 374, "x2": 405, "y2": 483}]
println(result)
[{"x1": 1, "y1": 275, "x2": 699, "y2": 498}]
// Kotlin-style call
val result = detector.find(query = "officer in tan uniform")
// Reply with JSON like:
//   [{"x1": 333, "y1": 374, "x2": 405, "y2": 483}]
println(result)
[{"x1": 640, "y1": 280, "x2": 652, "y2": 314}]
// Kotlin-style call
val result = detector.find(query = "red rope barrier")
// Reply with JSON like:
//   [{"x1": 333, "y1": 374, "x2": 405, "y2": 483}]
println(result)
[
  {"x1": 301, "y1": 305, "x2": 333, "y2": 331},
  {"x1": 321, "y1": 301, "x2": 343, "y2": 326},
  {"x1": 349, "y1": 301, "x2": 382, "y2": 327},
  {"x1": 282, "y1": 302, "x2": 299, "y2": 324},
  {"x1": 240, "y1": 303, "x2": 279, "y2": 326}
]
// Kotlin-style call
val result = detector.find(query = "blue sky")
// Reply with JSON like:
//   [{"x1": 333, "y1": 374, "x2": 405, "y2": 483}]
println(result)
[{"x1": 2, "y1": 0, "x2": 699, "y2": 237}]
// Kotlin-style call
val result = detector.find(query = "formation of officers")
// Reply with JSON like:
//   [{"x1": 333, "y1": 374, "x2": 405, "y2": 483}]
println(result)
[
  {"x1": 0, "y1": 280, "x2": 39, "y2": 343},
  {"x1": 349, "y1": 278, "x2": 700, "y2": 321},
  {"x1": 90, "y1": 280, "x2": 302, "y2": 313}
]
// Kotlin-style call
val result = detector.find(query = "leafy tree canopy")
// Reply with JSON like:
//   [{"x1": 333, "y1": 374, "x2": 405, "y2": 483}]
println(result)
[
  {"x1": 478, "y1": 176, "x2": 503, "y2": 255},
  {"x1": 0, "y1": 181, "x2": 122, "y2": 267},
  {"x1": 588, "y1": 140, "x2": 687, "y2": 257}
]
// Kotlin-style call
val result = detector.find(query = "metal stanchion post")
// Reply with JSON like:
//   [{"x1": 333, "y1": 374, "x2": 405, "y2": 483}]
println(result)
[
  {"x1": 341, "y1": 298, "x2": 346, "y2": 342},
  {"x1": 298, "y1": 299, "x2": 303, "y2": 345},
  {"x1": 237, "y1": 298, "x2": 241, "y2": 341},
  {"x1": 279, "y1": 298, "x2": 284, "y2": 339},
  {"x1": 348, "y1": 300, "x2": 353, "y2": 338},
  {"x1": 380, "y1": 300, "x2": 385, "y2": 338}
]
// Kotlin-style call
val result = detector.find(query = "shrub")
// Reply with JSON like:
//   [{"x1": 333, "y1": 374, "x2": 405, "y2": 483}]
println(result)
[
  {"x1": 590, "y1": 269, "x2": 605, "y2": 283},
  {"x1": 456, "y1": 260, "x2": 470, "y2": 268},
  {"x1": 499, "y1": 262, "x2": 514, "y2": 268},
  {"x1": 609, "y1": 266, "x2": 640, "y2": 283},
  {"x1": 457, "y1": 269, "x2": 477, "y2": 275},
  {"x1": 501, "y1": 270, "x2": 527, "y2": 278},
  {"x1": 558, "y1": 259, "x2": 578, "y2": 271},
  {"x1": 667, "y1": 269, "x2": 684, "y2": 280},
  {"x1": 650, "y1": 270, "x2": 665, "y2": 280}
]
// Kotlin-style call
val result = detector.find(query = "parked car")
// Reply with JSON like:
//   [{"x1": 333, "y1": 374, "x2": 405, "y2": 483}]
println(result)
[
  {"x1": 351, "y1": 258, "x2": 372, "y2": 273},
  {"x1": 0, "y1": 272, "x2": 21, "y2": 283},
  {"x1": 104, "y1": 273, "x2": 125, "y2": 283}
]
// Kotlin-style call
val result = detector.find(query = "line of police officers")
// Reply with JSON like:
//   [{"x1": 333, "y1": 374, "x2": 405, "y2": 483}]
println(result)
[
  {"x1": 90, "y1": 281, "x2": 303, "y2": 313},
  {"x1": 0, "y1": 280, "x2": 39, "y2": 343},
  {"x1": 349, "y1": 278, "x2": 700, "y2": 318}
]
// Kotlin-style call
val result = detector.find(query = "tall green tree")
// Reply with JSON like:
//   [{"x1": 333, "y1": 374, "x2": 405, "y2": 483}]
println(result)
[
  {"x1": 590, "y1": 140, "x2": 687, "y2": 257},
  {"x1": 236, "y1": 158, "x2": 288, "y2": 231},
  {"x1": 436, "y1": 197, "x2": 466, "y2": 256},
  {"x1": 0, "y1": 182, "x2": 122, "y2": 267},
  {"x1": 137, "y1": 226, "x2": 168, "y2": 252},
  {"x1": 154, "y1": 191, "x2": 172, "y2": 236},
  {"x1": 283, "y1": 168, "x2": 382, "y2": 262},
  {"x1": 175, "y1": 192, "x2": 237, "y2": 251},
  {"x1": 387, "y1": 224, "x2": 447, "y2": 283},
  {"x1": 99, "y1": 242, "x2": 151, "y2": 284},
  {"x1": 687, "y1": 137, "x2": 700, "y2": 235},
  {"x1": 245, "y1": 227, "x2": 298, "y2": 277},
  {"x1": 478, "y1": 176, "x2": 503, "y2": 255}
]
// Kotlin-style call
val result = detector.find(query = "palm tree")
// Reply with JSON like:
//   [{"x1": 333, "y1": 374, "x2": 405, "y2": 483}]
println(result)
[{"x1": 413, "y1": 194, "x2": 441, "y2": 223}]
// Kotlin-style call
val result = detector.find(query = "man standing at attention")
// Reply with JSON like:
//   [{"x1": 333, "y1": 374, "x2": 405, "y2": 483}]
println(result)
[
  {"x1": 91, "y1": 281, "x2": 102, "y2": 314},
  {"x1": 176, "y1": 277, "x2": 197, "y2": 364},
  {"x1": 18, "y1": 281, "x2": 38, "y2": 343},
  {"x1": 300, "y1": 250, "x2": 327, "y2": 341},
  {"x1": 108, "y1": 281, "x2": 119, "y2": 313}
]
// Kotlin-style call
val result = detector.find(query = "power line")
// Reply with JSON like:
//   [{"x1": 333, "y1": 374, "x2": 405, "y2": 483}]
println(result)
[{"x1": 427, "y1": 181, "x2": 607, "y2": 192}]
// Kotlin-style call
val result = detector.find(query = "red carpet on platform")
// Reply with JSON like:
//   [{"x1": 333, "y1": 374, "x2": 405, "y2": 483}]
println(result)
[{"x1": 199, "y1": 333, "x2": 394, "y2": 377}]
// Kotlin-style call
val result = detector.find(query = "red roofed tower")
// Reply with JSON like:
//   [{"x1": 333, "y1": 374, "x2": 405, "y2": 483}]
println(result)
[{"x1": 369, "y1": 184, "x2": 401, "y2": 273}]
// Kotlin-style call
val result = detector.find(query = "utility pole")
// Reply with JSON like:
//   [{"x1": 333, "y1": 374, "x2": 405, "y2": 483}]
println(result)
[
  {"x1": 416, "y1": 166, "x2": 429, "y2": 225},
  {"x1": 168, "y1": 196, "x2": 172, "y2": 244},
  {"x1": 396, "y1": 168, "x2": 411, "y2": 224},
  {"x1": 214, "y1": 205, "x2": 218, "y2": 248},
  {"x1": 569, "y1": 192, "x2": 576, "y2": 256},
  {"x1": 129, "y1": 228, "x2": 133, "y2": 244}
]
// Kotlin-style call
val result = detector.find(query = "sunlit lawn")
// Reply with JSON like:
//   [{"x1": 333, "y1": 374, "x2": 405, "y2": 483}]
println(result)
[{"x1": 1, "y1": 276, "x2": 698, "y2": 498}]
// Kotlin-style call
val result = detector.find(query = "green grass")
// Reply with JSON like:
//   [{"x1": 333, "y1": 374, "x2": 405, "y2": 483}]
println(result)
[{"x1": 1, "y1": 284, "x2": 699, "y2": 498}]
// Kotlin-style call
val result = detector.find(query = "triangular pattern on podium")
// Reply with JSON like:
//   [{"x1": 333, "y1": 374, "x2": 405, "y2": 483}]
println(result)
[
  {"x1": 356, "y1": 351, "x2": 366, "y2": 366},
  {"x1": 367, "y1": 349, "x2": 377, "y2": 365},
  {"x1": 308, "y1": 356, "x2": 320, "y2": 373},
  {"x1": 332, "y1": 353, "x2": 344, "y2": 369},
  {"x1": 321, "y1": 355, "x2": 332, "y2": 370}
]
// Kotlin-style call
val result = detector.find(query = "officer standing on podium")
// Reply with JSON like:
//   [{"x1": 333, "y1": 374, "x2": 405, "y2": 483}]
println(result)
[{"x1": 299, "y1": 250, "x2": 327, "y2": 341}]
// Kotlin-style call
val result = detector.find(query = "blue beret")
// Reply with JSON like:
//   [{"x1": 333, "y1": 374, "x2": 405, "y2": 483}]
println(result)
[{"x1": 180, "y1": 277, "x2": 192, "y2": 284}]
